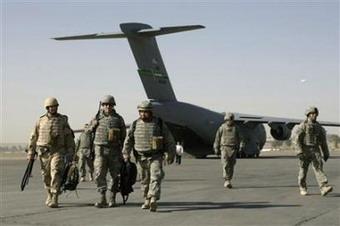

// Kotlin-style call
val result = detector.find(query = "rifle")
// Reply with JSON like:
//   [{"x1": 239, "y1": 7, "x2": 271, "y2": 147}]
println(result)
[
  {"x1": 20, "y1": 152, "x2": 36, "y2": 191},
  {"x1": 89, "y1": 102, "x2": 101, "y2": 160}
]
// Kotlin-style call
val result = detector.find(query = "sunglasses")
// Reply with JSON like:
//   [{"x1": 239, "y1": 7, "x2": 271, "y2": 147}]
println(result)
[{"x1": 102, "y1": 103, "x2": 113, "y2": 107}]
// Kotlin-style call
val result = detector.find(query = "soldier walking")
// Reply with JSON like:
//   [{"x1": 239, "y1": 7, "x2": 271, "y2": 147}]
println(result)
[
  {"x1": 294, "y1": 106, "x2": 333, "y2": 196},
  {"x1": 88, "y1": 95, "x2": 126, "y2": 208},
  {"x1": 76, "y1": 124, "x2": 94, "y2": 182},
  {"x1": 214, "y1": 113, "x2": 240, "y2": 189},
  {"x1": 122, "y1": 101, "x2": 175, "y2": 212},
  {"x1": 27, "y1": 97, "x2": 75, "y2": 208}
]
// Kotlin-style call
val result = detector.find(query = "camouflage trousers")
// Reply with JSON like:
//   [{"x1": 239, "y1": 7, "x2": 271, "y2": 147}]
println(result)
[
  {"x1": 139, "y1": 155, "x2": 164, "y2": 200},
  {"x1": 94, "y1": 145, "x2": 121, "y2": 193},
  {"x1": 39, "y1": 151, "x2": 64, "y2": 194},
  {"x1": 220, "y1": 146, "x2": 237, "y2": 180},
  {"x1": 78, "y1": 148, "x2": 94, "y2": 177},
  {"x1": 298, "y1": 150, "x2": 328, "y2": 189}
]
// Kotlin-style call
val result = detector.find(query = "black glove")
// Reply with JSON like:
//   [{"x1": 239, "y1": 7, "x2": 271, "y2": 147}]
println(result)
[
  {"x1": 297, "y1": 153, "x2": 304, "y2": 160},
  {"x1": 323, "y1": 154, "x2": 329, "y2": 162}
]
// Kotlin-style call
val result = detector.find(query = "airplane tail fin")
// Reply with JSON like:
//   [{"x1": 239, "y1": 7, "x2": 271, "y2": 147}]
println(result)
[{"x1": 54, "y1": 23, "x2": 205, "y2": 102}]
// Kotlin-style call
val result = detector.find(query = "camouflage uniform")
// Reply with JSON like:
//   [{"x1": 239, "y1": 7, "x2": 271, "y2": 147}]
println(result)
[
  {"x1": 294, "y1": 107, "x2": 332, "y2": 196},
  {"x1": 214, "y1": 113, "x2": 240, "y2": 188},
  {"x1": 123, "y1": 101, "x2": 175, "y2": 211},
  {"x1": 27, "y1": 97, "x2": 75, "y2": 208},
  {"x1": 75, "y1": 129, "x2": 94, "y2": 181},
  {"x1": 89, "y1": 106, "x2": 126, "y2": 207}
]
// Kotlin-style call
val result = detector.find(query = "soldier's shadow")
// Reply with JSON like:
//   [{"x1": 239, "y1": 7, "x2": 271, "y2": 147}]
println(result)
[
  {"x1": 59, "y1": 203, "x2": 94, "y2": 208},
  {"x1": 156, "y1": 201, "x2": 300, "y2": 212},
  {"x1": 234, "y1": 184, "x2": 319, "y2": 189}
]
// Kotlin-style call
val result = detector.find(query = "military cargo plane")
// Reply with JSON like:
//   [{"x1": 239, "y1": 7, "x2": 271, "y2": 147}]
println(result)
[{"x1": 54, "y1": 23, "x2": 340, "y2": 158}]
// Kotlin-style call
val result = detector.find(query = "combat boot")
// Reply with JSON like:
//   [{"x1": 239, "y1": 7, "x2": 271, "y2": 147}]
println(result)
[
  {"x1": 48, "y1": 193, "x2": 59, "y2": 208},
  {"x1": 89, "y1": 173, "x2": 93, "y2": 182},
  {"x1": 45, "y1": 189, "x2": 52, "y2": 206},
  {"x1": 299, "y1": 187, "x2": 308, "y2": 196},
  {"x1": 320, "y1": 185, "x2": 333, "y2": 196},
  {"x1": 150, "y1": 197, "x2": 157, "y2": 212},
  {"x1": 224, "y1": 180, "x2": 232, "y2": 189},
  {"x1": 108, "y1": 192, "x2": 117, "y2": 208},
  {"x1": 95, "y1": 191, "x2": 107, "y2": 208},
  {"x1": 80, "y1": 176, "x2": 86, "y2": 182},
  {"x1": 141, "y1": 198, "x2": 150, "y2": 209}
]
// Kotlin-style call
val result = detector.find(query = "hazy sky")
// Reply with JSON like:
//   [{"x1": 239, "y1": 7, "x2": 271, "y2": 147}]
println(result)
[{"x1": 1, "y1": 0, "x2": 339, "y2": 143}]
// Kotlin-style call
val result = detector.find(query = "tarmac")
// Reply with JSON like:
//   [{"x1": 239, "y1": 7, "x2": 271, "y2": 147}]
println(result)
[{"x1": 1, "y1": 151, "x2": 339, "y2": 226}]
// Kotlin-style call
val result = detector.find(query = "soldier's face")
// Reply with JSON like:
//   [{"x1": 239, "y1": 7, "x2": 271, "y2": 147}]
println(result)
[
  {"x1": 102, "y1": 103, "x2": 113, "y2": 115},
  {"x1": 308, "y1": 112, "x2": 318, "y2": 122},
  {"x1": 139, "y1": 110, "x2": 152, "y2": 121},
  {"x1": 47, "y1": 105, "x2": 58, "y2": 115}
]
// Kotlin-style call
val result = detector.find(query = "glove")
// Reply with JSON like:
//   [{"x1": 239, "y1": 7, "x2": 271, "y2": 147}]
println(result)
[
  {"x1": 297, "y1": 153, "x2": 304, "y2": 160},
  {"x1": 323, "y1": 154, "x2": 329, "y2": 162}
]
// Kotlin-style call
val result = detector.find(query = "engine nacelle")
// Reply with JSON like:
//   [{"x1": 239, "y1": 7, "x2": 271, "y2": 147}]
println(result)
[{"x1": 270, "y1": 124, "x2": 292, "y2": 140}]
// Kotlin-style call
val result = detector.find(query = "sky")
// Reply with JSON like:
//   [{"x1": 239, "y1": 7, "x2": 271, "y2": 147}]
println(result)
[{"x1": 1, "y1": 0, "x2": 339, "y2": 143}]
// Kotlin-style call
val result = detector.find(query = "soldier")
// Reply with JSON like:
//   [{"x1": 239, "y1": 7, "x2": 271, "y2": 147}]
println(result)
[
  {"x1": 122, "y1": 101, "x2": 176, "y2": 212},
  {"x1": 294, "y1": 106, "x2": 333, "y2": 196},
  {"x1": 214, "y1": 112, "x2": 240, "y2": 189},
  {"x1": 75, "y1": 124, "x2": 94, "y2": 182},
  {"x1": 88, "y1": 95, "x2": 126, "y2": 208},
  {"x1": 27, "y1": 97, "x2": 75, "y2": 208}
]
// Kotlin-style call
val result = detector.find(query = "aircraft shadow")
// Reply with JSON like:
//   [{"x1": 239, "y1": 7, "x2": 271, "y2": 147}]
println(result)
[{"x1": 156, "y1": 201, "x2": 300, "y2": 212}]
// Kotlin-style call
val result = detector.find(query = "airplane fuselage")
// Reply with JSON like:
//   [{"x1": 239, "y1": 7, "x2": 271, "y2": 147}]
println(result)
[{"x1": 153, "y1": 101, "x2": 266, "y2": 158}]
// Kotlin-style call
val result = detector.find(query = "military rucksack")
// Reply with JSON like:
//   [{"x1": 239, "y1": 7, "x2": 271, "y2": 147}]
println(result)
[
  {"x1": 61, "y1": 162, "x2": 79, "y2": 192},
  {"x1": 117, "y1": 160, "x2": 137, "y2": 204}
]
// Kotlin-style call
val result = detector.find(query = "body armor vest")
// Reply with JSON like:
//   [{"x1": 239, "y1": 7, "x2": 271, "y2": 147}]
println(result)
[
  {"x1": 78, "y1": 131, "x2": 92, "y2": 149},
  {"x1": 221, "y1": 124, "x2": 238, "y2": 146},
  {"x1": 303, "y1": 121, "x2": 321, "y2": 146},
  {"x1": 94, "y1": 112, "x2": 122, "y2": 145},
  {"x1": 36, "y1": 114, "x2": 66, "y2": 147},
  {"x1": 133, "y1": 118, "x2": 162, "y2": 152}
]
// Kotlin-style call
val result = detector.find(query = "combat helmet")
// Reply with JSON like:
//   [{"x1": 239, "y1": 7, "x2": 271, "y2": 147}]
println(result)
[
  {"x1": 137, "y1": 101, "x2": 153, "y2": 111},
  {"x1": 101, "y1": 95, "x2": 116, "y2": 106},
  {"x1": 224, "y1": 112, "x2": 235, "y2": 121},
  {"x1": 44, "y1": 97, "x2": 59, "y2": 109},
  {"x1": 305, "y1": 106, "x2": 319, "y2": 116}
]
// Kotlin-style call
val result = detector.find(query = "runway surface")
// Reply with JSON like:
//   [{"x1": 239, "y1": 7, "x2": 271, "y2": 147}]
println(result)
[{"x1": 1, "y1": 151, "x2": 339, "y2": 226}]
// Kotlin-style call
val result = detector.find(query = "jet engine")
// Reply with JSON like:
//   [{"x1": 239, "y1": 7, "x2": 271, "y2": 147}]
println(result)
[{"x1": 269, "y1": 124, "x2": 292, "y2": 140}]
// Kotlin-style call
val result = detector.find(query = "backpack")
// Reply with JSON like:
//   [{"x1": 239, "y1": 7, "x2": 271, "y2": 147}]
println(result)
[
  {"x1": 118, "y1": 160, "x2": 138, "y2": 204},
  {"x1": 61, "y1": 162, "x2": 80, "y2": 192}
]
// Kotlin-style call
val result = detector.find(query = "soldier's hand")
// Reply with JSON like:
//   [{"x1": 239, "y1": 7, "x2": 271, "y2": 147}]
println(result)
[
  {"x1": 91, "y1": 119, "x2": 99, "y2": 128},
  {"x1": 73, "y1": 155, "x2": 79, "y2": 163},
  {"x1": 26, "y1": 153, "x2": 35, "y2": 160},
  {"x1": 297, "y1": 153, "x2": 304, "y2": 160},
  {"x1": 323, "y1": 154, "x2": 329, "y2": 162},
  {"x1": 122, "y1": 153, "x2": 130, "y2": 162}
]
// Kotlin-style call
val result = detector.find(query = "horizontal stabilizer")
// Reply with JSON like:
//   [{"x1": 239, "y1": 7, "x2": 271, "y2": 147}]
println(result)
[
  {"x1": 53, "y1": 32, "x2": 127, "y2": 40},
  {"x1": 53, "y1": 24, "x2": 205, "y2": 40},
  {"x1": 136, "y1": 25, "x2": 205, "y2": 36}
]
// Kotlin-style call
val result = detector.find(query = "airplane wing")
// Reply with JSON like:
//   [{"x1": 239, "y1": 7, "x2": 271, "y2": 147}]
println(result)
[{"x1": 233, "y1": 112, "x2": 340, "y2": 128}]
